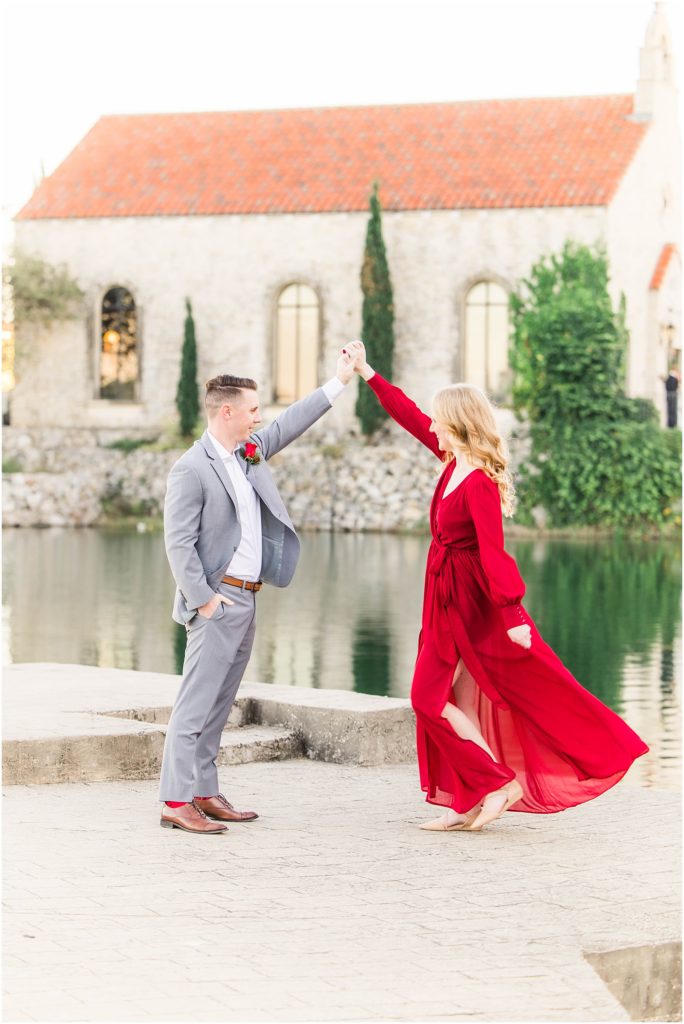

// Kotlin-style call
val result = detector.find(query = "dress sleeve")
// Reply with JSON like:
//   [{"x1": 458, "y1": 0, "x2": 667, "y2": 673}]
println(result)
[
  {"x1": 366, "y1": 373, "x2": 441, "y2": 457},
  {"x1": 466, "y1": 473, "x2": 528, "y2": 631}
]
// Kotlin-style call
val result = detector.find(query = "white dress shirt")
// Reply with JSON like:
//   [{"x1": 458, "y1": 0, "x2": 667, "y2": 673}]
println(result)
[{"x1": 208, "y1": 376, "x2": 346, "y2": 581}]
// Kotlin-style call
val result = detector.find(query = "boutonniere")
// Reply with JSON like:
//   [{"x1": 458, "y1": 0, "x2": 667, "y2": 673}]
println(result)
[{"x1": 240, "y1": 441, "x2": 261, "y2": 465}]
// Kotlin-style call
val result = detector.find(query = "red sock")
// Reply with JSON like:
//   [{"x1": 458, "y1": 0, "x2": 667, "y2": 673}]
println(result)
[{"x1": 165, "y1": 801, "x2": 187, "y2": 808}]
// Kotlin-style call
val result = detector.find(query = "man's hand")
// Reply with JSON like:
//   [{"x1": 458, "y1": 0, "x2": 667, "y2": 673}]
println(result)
[
  {"x1": 507, "y1": 625, "x2": 531, "y2": 649},
  {"x1": 335, "y1": 347, "x2": 356, "y2": 385},
  {"x1": 197, "y1": 593, "x2": 235, "y2": 619},
  {"x1": 342, "y1": 340, "x2": 374, "y2": 381}
]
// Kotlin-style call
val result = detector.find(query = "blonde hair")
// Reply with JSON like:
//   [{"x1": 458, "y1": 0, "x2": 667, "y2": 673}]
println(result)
[{"x1": 432, "y1": 384, "x2": 517, "y2": 517}]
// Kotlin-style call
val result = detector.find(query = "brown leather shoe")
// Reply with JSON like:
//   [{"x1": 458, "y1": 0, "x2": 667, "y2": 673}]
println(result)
[
  {"x1": 160, "y1": 801, "x2": 228, "y2": 834},
  {"x1": 193, "y1": 793, "x2": 258, "y2": 822}
]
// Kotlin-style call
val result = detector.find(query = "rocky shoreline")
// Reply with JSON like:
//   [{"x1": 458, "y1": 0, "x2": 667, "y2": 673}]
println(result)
[
  {"x1": 6, "y1": 425, "x2": 678, "y2": 538},
  {"x1": 2, "y1": 426, "x2": 473, "y2": 531}
]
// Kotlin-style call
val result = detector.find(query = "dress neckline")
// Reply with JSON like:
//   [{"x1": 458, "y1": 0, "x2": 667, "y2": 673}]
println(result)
[{"x1": 441, "y1": 464, "x2": 480, "y2": 502}]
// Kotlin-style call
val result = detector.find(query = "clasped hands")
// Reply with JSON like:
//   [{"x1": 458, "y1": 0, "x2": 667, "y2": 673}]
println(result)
[{"x1": 335, "y1": 340, "x2": 371, "y2": 384}]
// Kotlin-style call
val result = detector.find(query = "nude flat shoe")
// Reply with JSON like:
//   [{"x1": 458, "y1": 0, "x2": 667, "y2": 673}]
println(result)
[
  {"x1": 418, "y1": 806, "x2": 482, "y2": 832},
  {"x1": 463, "y1": 779, "x2": 523, "y2": 832}
]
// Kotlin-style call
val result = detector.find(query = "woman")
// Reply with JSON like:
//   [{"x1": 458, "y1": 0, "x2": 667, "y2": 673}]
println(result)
[{"x1": 344, "y1": 340, "x2": 648, "y2": 832}]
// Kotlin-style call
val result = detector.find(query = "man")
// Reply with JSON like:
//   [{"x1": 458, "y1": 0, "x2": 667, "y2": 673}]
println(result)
[
  {"x1": 159, "y1": 351, "x2": 354, "y2": 833},
  {"x1": 664, "y1": 368, "x2": 679, "y2": 429}
]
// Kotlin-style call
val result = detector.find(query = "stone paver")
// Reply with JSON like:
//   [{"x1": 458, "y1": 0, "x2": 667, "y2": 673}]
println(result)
[{"x1": 3, "y1": 760, "x2": 680, "y2": 1022}]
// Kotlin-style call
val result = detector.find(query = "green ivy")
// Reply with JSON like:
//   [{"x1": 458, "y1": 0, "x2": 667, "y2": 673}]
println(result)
[
  {"x1": 510, "y1": 242, "x2": 630, "y2": 422},
  {"x1": 104, "y1": 437, "x2": 156, "y2": 452},
  {"x1": 510, "y1": 242, "x2": 681, "y2": 527},
  {"x1": 518, "y1": 421, "x2": 681, "y2": 527},
  {"x1": 4, "y1": 248, "x2": 84, "y2": 327}
]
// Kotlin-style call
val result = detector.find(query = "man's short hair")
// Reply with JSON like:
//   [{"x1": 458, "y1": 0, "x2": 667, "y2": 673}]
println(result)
[{"x1": 205, "y1": 374, "x2": 257, "y2": 413}]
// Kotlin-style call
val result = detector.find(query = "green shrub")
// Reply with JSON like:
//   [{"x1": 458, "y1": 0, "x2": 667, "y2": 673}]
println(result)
[
  {"x1": 518, "y1": 421, "x2": 681, "y2": 527},
  {"x1": 2, "y1": 457, "x2": 22, "y2": 474},
  {"x1": 100, "y1": 492, "x2": 159, "y2": 519},
  {"x1": 618, "y1": 395, "x2": 659, "y2": 424},
  {"x1": 510, "y1": 242, "x2": 629, "y2": 423},
  {"x1": 5, "y1": 248, "x2": 84, "y2": 326},
  {"x1": 104, "y1": 437, "x2": 156, "y2": 453},
  {"x1": 510, "y1": 242, "x2": 680, "y2": 527}
]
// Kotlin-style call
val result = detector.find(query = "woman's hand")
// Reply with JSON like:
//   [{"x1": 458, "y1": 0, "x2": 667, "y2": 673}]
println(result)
[
  {"x1": 343, "y1": 340, "x2": 374, "y2": 381},
  {"x1": 335, "y1": 348, "x2": 356, "y2": 385},
  {"x1": 507, "y1": 625, "x2": 532, "y2": 649}
]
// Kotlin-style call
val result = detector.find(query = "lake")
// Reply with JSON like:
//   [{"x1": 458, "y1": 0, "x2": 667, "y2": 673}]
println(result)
[{"x1": 3, "y1": 527, "x2": 680, "y2": 789}]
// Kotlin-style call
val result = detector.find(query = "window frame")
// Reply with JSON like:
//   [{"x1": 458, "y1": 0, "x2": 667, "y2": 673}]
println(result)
[
  {"x1": 271, "y1": 281, "x2": 322, "y2": 405},
  {"x1": 459, "y1": 275, "x2": 512, "y2": 401},
  {"x1": 94, "y1": 283, "x2": 142, "y2": 403}
]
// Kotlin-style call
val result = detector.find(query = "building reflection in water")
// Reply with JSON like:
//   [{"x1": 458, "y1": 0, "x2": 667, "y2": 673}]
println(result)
[{"x1": 3, "y1": 527, "x2": 680, "y2": 788}]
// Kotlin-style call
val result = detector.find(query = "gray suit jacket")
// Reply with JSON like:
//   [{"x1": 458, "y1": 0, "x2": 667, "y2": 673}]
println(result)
[{"x1": 164, "y1": 386, "x2": 332, "y2": 624}]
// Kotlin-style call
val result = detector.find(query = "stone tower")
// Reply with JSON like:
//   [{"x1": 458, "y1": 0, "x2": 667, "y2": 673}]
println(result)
[{"x1": 635, "y1": 1, "x2": 677, "y2": 118}]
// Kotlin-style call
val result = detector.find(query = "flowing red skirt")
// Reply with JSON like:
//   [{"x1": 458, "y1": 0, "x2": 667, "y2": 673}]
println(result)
[{"x1": 413, "y1": 548, "x2": 649, "y2": 815}]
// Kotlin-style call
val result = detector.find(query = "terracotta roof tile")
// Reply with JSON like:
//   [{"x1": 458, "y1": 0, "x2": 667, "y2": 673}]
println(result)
[
  {"x1": 649, "y1": 243, "x2": 677, "y2": 289},
  {"x1": 16, "y1": 95, "x2": 648, "y2": 220}
]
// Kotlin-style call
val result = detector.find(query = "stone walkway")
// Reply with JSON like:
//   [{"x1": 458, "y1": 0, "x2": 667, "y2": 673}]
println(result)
[{"x1": 3, "y1": 761, "x2": 680, "y2": 1022}]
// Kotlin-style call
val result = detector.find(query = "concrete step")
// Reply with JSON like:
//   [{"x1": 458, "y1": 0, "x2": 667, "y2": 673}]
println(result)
[
  {"x1": 3, "y1": 724, "x2": 304, "y2": 786},
  {"x1": 216, "y1": 724, "x2": 304, "y2": 766},
  {"x1": 3, "y1": 665, "x2": 415, "y2": 787},
  {"x1": 100, "y1": 700, "x2": 252, "y2": 728}
]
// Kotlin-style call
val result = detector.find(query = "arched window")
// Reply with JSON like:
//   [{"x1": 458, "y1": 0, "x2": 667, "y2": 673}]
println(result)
[
  {"x1": 274, "y1": 284, "x2": 320, "y2": 403},
  {"x1": 464, "y1": 281, "x2": 510, "y2": 400},
  {"x1": 100, "y1": 286, "x2": 139, "y2": 400}
]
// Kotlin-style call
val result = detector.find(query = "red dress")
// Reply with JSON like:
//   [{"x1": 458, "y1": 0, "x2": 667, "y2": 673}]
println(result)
[{"x1": 368, "y1": 373, "x2": 649, "y2": 814}]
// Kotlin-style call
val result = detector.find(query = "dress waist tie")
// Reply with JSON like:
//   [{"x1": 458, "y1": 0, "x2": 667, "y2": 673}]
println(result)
[
  {"x1": 428, "y1": 539, "x2": 509, "y2": 710},
  {"x1": 429, "y1": 540, "x2": 478, "y2": 607}
]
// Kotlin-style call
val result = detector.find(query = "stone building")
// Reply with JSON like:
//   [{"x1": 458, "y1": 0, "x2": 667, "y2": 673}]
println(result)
[{"x1": 11, "y1": 4, "x2": 681, "y2": 434}]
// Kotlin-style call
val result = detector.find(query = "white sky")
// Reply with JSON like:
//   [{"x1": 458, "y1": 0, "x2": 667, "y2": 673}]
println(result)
[{"x1": 1, "y1": 0, "x2": 682, "y2": 222}]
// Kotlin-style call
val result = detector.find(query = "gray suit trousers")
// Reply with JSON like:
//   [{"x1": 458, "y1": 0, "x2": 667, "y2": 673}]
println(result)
[{"x1": 158, "y1": 582, "x2": 257, "y2": 802}]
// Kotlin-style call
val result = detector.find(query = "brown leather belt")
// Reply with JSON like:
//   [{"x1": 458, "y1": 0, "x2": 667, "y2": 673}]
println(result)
[{"x1": 222, "y1": 575, "x2": 263, "y2": 592}]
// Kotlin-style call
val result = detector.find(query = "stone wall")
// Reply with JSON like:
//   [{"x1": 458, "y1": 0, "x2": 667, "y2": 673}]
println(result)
[
  {"x1": 3, "y1": 430, "x2": 178, "y2": 527},
  {"x1": 2, "y1": 423, "x2": 530, "y2": 530},
  {"x1": 12, "y1": 203, "x2": 610, "y2": 435}
]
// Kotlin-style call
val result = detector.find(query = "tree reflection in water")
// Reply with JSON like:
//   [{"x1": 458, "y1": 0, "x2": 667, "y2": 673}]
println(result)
[
  {"x1": 513, "y1": 540, "x2": 681, "y2": 713},
  {"x1": 2, "y1": 528, "x2": 680, "y2": 787},
  {"x1": 352, "y1": 615, "x2": 392, "y2": 696}
]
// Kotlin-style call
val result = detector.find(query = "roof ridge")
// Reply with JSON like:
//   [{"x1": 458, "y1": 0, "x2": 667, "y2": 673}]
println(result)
[{"x1": 95, "y1": 93, "x2": 635, "y2": 121}]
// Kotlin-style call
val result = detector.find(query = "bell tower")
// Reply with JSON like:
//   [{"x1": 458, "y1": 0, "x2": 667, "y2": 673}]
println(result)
[{"x1": 635, "y1": 2, "x2": 677, "y2": 118}]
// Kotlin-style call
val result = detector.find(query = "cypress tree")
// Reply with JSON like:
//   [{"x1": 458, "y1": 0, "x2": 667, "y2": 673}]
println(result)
[
  {"x1": 356, "y1": 183, "x2": 395, "y2": 435},
  {"x1": 176, "y1": 298, "x2": 199, "y2": 437}
]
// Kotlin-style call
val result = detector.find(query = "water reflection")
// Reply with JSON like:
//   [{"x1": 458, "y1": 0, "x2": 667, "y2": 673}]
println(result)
[
  {"x1": 513, "y1": 539, "x2": 681, "y2": 713},
  {"x1": 511, "y1": 539, "x2": 681, "y2": 792},
  {"x1": 2, "y1": 527, "x2": 680, "y2": 789},
  {"x1": 353, "y1": 614, "x2": 392, "y2": 697}
]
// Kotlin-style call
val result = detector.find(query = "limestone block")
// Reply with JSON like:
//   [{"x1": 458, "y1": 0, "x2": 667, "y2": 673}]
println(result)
[{"x1": 238, "y1": 682, "x2": 415, "y2": 766}]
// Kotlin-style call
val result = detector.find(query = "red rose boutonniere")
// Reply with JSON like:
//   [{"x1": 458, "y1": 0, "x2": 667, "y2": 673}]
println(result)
[{"x1": 240, "y1": 442, "x2": 261, "y2": 465}]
